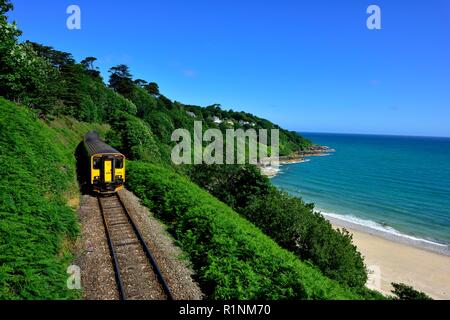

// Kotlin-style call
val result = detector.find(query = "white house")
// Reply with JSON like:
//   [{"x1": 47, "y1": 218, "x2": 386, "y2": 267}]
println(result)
[{"x1": 212, "y1": 116, "x2": 223, "y2": 124}]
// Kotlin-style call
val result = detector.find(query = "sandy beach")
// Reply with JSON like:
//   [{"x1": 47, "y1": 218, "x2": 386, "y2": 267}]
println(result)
[
  {"x1": 330, "y1": 222, "x2": 450, "y2": 300},
  {"x1": 270, "y1": 154, "x2": 450, "y2": 299}
]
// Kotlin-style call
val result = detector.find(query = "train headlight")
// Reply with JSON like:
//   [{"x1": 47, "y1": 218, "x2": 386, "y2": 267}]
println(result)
[
  {"x1": 116, "y1": 175, "x2": 123, "y2": 179},
  {"x1": 94, "y1": 176, "x2": 100, "y2": 180}
]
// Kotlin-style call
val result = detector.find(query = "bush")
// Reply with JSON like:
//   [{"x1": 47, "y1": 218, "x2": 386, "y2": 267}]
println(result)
[
  {"x1": 391, "y1": 283, "x2": 432, "y2": 300},
  {"x1": 188, "y1": 164, "x2": 271, "y2": 210},
  {"x1": 244, "y1": 190, "x2": 367, "y2": 288},
  {"x1": 126, "y1": 161, "x2": 375, "y2": 300},
  {"x1": 189, "y1": 164, "x2": 368, "y2": 288},
  {"x1": 107, "y1": 112, "x2": 161, "y2": 162},
  {"x1": 59, "y1": 64, "x2": 137, "y2": 122}
]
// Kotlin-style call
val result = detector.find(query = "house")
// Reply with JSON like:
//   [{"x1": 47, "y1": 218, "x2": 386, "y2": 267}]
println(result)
[
  {"x1": 186, "y1": 111, "x2": 196, "y2": 118},
  {"x1": 212, "y1": 116, "x2": 223, "y2": 124}
]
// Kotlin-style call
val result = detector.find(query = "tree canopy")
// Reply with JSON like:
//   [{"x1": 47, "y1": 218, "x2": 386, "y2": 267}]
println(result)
[{"x1": 108, "y1": 64, "x2": 134, "y2": 96}]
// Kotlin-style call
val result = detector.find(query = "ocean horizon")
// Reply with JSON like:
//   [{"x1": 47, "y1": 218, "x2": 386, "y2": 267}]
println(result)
[
  {"x1": 272, "y1": 132, "x2": 450, "y2": 255},
  {"x1": 300, "y1": 131, "x2": 450, "y2": 140}
]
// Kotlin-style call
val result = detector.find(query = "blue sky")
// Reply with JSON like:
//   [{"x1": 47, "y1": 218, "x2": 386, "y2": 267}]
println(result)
[{"x1": 7, "y1": 0, "x2": 450, "y2": 137}]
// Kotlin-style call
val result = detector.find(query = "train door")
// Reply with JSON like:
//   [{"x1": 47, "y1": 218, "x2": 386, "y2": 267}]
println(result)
[{"x1": 104, "y1": 159, "x2": 113, "y2": 183}]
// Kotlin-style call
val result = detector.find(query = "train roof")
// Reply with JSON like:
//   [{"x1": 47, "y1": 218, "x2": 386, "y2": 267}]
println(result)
[{"x1": 84, "y1": 131, "x2": 122, "y2": 156}]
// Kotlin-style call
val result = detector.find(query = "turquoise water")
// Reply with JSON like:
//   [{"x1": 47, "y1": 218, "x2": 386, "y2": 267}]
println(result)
[{"x1": 272, "y1": 133, "x2": 450, "y2": 248}]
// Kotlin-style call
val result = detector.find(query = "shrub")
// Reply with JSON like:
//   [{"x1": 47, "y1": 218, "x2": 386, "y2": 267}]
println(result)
[
  {"x1": 188, "y1": 164, "x2": 271, "y2": 210},
  {"x1": 189, "y1": 164, "x2": 368, "y2": 288},
  {"x1": 391, "y1": 283, "x2": 432, "y2": 300},
  {"x1": 244, "y1": 190, "x2": 367, "y2": 288},
  {"x1": 126, "y1": 161, "x2": 374, "y2": 300},
  {"x1": 107, "y1": 112, "x2": 161, "y2": 162}
]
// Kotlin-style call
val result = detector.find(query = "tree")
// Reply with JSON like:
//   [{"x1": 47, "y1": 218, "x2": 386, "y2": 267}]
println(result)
[
  {"x1": 0, "y1": 8, "x2": 62, "y2": 113},
  {"x1": 107, "y1": 112, "x2": 161, "y2": 162},
  {"x1": 134, "y1": 79, "x2": 148, "y2": 88},
  {"x1": 0, "y1": 0, "x2": 20, "y2": 69},
  {"x1": 189, "y1": 162, "x2": 368, "y2": 288},
  {"x1": 59, "y1": 63, "x2": 87, "y2": 117},
  {"x1": 108, "y1": 64, "x2": 134, "y2": 97},
  {"x1": 144, "y1": 82, "x2": 160, "y2": 96},
  {"x1": 391, "y1": 283, "x2": 432, "y2": 300},
  {"x1": 26, "y1": 42, "x2": 75, "y2": 68},
  {"x1": 109, "y1": 64, "x2": 131, "y2": 79},
  {"x1": 189, "y1": 164, "x2": 271, "y2": 210},
  {"x1": 81, "y1": 56, "x2": 96, "y2": 70},
  {"x1": 81, "y1": 56, "x2": 101, "y2": 79},
  {"x1": 242, "y1": 189, "x2": 367, "y2": 288},
  {"x1": 0, "y1": 0, "x2": 13, "y2": 19},
  {"x1": 157, "y1": 94, "x2": 173, "y2": 110},
  {"x1": 0, "y1": 0, "x2": 19, "y2": 98}
]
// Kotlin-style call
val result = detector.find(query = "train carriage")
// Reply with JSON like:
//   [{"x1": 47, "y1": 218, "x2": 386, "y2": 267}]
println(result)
[{"x1": 83, "y1": 131, "x2": 125, "y2": 193}]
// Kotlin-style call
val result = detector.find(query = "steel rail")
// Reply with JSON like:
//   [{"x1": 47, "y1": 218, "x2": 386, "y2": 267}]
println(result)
[
  {"x1": 98, "y1": 196, "x2": 127, "y2": 300},
  {"x1": 98, "y1": 193, "x2": 174, "y2": 300}
]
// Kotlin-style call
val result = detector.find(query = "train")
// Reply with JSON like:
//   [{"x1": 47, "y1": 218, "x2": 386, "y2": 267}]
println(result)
[{"x1": 83, "y1": 131, "x2": 125, "y2": 193}]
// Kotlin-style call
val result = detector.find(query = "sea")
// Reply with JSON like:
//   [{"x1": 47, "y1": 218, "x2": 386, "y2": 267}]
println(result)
[{"x1": 271, "y1": 132, "x2": 450, "y2": 255}]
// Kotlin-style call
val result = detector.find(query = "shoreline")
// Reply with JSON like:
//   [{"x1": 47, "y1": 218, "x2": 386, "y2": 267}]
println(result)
[
  {"x1": 260, "y1": 145, "x2": 334, "y2": 177},
  {"x1": 322, "y1": 212, "x2": 450, "y2": 256},
  {"x1": 267, "y1": 151, "x2": 450, "y2": 256},
  {"x1": 330, "y1": 219, "x2": 450, "y2": 300},
  {"x1": 260, "y1": 159, "x2": 310, "y2": 177},
  {"x1": 266, "y1": 144, "x2": 450, "y2": 299}
]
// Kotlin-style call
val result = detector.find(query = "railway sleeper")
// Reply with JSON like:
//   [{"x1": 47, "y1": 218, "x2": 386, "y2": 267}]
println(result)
[{"x1": 114, "y1": 239, "x2": 141, "y2": 247}]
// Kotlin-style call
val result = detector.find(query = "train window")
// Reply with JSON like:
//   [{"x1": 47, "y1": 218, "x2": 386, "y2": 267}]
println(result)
[
  {"x1": 93, "y1": 157, "x2": 102, "y2": 169},
  {"x1": 115, "y1": 157, "x2": 124, "y2": 169}
]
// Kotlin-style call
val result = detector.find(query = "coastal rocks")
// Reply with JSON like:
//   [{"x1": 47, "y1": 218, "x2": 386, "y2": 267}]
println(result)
[
  {"x1": 260, "y1": 165, "x2": 280, "y2": 177},
  {"x1": 299, "y1": 145, "x2": 335, "y2": 156},
  {"x1": 259, "y1": 145, "x2": 334, "y2": 177}
]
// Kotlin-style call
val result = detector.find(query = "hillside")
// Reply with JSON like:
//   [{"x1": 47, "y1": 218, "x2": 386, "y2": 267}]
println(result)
[
  {"x1": 0, "y1": 95, "x2": 381, "y2": 300},
  {"x1": 0, "y1": 97, "x2": 108, "y2": 299},
  {"x1": 0, "y1": 1, "x2": 382, "y2": 300}
]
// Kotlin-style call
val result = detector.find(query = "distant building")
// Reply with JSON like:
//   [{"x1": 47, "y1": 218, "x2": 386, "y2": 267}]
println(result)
[
  {"x1": 212, "y1": 116, "x2": 223, "y2": 124},
  {"x1": 186, "y1": 111, "x2": 196, "y2": 118}
]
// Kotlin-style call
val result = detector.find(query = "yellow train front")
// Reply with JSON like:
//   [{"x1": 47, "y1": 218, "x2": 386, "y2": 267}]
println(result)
[{"x1": 84, "y1": 131, "x2": 125, "y2": 194}]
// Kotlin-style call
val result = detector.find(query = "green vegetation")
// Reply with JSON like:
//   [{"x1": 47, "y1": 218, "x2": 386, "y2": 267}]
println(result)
[
  {"x1": 125, "y1": 161, "x2": 375, "y2": 299},
  {"x1": 182, "y1": 104, "x2": 312, "y2": 156},
  {"x1": 391, "y1": 283, "x2": 433, "y2": 300},
  {"x1": 0, "y1": 99, "x2": 108, "y2": 300},
  {"x1": 0, "y1": 98, "x2": 77, "y2": 299},
  {"x1": 0, "y1": 0, "x2": 388, "y2": 300},
  {"x1": 106, "y1": 111, "x2": 161, "y2": 163},
  {"x1": 0, "y1": 0, "x2": 309, "y2": 159},
  {"x1": 188, "y1": 164, "x2": 367, "y2": 288}
]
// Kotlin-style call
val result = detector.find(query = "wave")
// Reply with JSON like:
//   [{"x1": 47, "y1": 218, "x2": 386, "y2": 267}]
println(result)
[
  {"x1": 317, "y1": 209, "x2": 450, "y2": 255},
  {"x1": 268, "y1": 159, "x2": 311, "y2": 178},
  {"x1": 279, "y1": 158, "x2": 311, "y2": 166}
]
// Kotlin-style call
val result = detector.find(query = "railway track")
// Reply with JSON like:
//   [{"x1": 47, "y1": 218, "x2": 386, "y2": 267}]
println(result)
[{"x1": 98, "y1": 193, "x2": 174, "y2": 300}]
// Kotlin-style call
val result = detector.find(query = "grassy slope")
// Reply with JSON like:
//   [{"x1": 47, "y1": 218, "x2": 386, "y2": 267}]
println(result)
[
  {"x1": 0, "y1": 98, "x2": 106, "y2": 299},
  {"x1": 0, "y1": 97, "x2": 380, "y2": 300},
  {"x1": 126, "y1": 161, "x2": 373, "y2": 300}
]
